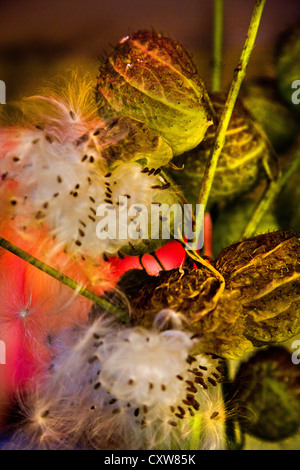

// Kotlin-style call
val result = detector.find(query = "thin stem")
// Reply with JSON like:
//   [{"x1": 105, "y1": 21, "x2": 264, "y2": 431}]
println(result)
[
  {"x1": 212, "y1": 0, "x2": 224, "y2": 93},
  {"x1": 241, "y1": 146, "x2": 300, "y2": 239},
  {"x1": 197, "y1": 0, "x2": 266, "y2": 211},
  {"x1": 0, "y1": 235, "x2": 128, "y2": 322}
]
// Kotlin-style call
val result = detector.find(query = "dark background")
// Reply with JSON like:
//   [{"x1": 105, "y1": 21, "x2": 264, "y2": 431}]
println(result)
[{"x1": 0, "y1": 0, "x2": 300, "y2": 101}]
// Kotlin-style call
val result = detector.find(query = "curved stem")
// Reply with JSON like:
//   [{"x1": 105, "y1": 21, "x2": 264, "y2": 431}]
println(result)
[{"x1": 0, "y1": 235, "x2": 128, "y2": 322}]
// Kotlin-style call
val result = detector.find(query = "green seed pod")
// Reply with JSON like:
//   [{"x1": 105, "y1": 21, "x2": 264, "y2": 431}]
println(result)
[
  {"x1": 215, "y1": 231, "x2": 300, "y2": 345},
  {"x1": 231, "y1": 347, "x2": 300, "y2": 442},
  {"x1": 212, "y1": 196, "x2": 280, "y2": 258},
  {"x1": 241, "y1": 78, "x2": 299, "y2": 153},
  {"x1": 276, "y1": 160, "x2": 300, "y2": 233},
  {"x1": 169, "y1": 94, "x2": 277, "y2": 206},
  {"x1": 96, "y1": 30, "x2": 213, "y2": 156},
  {"x1": 101, "y1": 116, "x2": 173, "y2": 170},
  {"x1": 276, "y1": 22, "x2": 300, "y2": 113}
]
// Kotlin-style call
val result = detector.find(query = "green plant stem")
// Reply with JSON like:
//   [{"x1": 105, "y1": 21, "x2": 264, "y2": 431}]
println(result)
[
  {"x1": 197, "y1": 0, "x2": 266, "y2": 211},
  {"x1": 241, "y1": 147, "x2": 300, "y2": 239},
  {"x1": 212, "y1": 0, "x2": 224, "y2": 93},
  {"x1": 0, "y1": 235, "x2": 127, "y2": 322}
]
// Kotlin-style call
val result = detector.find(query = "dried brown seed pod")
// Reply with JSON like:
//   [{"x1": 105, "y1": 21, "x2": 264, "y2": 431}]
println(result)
[
  {"x1": 96, "y1": 30, "x2": 213, "y2": 156},
  {"x1": 130, "y1": 265, "x2": 223, "y2": 329},
  {"x1": 169, "y1": 94, "x2": 278, "y2": 206},
  {"x1": 215, "y1": 230, "x2": 300, "y2": 345},
  {"x1": 231, "y1": 347, "x2": 300, "y2": 441}
]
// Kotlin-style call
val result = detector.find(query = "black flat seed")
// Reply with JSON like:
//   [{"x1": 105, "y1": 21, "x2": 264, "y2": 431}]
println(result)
[
  {"x1": 69, "y1": 110, "x2": 76, "y2": 120},
  {"x1": 88, "y1": 356, "x2": 98, "y2": 364},
  {"x1": 154, "y1": 168, "x2": 161, "y2": 175},
  {"x1": 89, "y1": 215, "x2": 96, "y2": 222},
  {"x1": 105, "y1": 172, "x2": 112, "y2": 178},
  {"x1": 109, "y1": 398, "x2": 117, "y2": 405},
  {"x1": 141, "y1": 167, "x2": 149, "y2": 173},
  {"x1": 199, "y1": 365, "x2": 208, "y2": 371},
  {"x1": 112, "y1": 408, "x2": 120, "y2": 414},
  {"x1": 175, "y1": 413, "x2": 184, "y2": 420},
  {"x1": 45, "y1": 135, "x2": 53, "y2": 143},
  {"x1": 210, "y1": 411, "x2": 219, "y2": 420},
  {"x1": 40, "y1": 410, "x2": 49, "y2": 418},
  {"x1": 148, "y1": 168, "x2": 155, "y2": 175},
  {"x1": 75, "y1": 240, "x2": 82, "y2": 246},
  {"x1": 78, "y1": 228, "x2": 85, "y2": 237},
  {"x1": 94, "y1": 382, "x2": 101, "y2": 390},
  {"x1": 57, "y1": 175, "x2": 62, "y2": 183},
  {"x1": 168, "y1": 420, "x2": 177, "y2": 427},
  {"x1": 90, "y1": 207, "x2": 96, "y2": 215},
  {"x1": 207, "y1": 377, "x2": 217, "y2": 387},
  {"x1": 177, "y1": 406, "x2": 185, "y2": 415},
  {"x1": 188, "y1": 408, "x2": 195, "y2": 417},
  {"x1": 81, "y1": 155, "x2": 88, "y2": 162},
  {"x1": 89, "y1": 156, "x2": 94, "y2": 163},
  {"x1": 161, "y1": 384, "x2": 166, "y2": 391},
  {"x1": 186, "y1": 356, "x2": 196, "y2": 364},
  {"x1": 89, "y1": 196, "x2": 95, "y2": 203},
  {"x1": 134, "y1": 408, "x2": 140, "y2": 417},
  {"x1": 12, "y1": 156, "x2": 20, "y2": 162},
  {"x1": 1, "y1": 172, "x2": 8, "y2": 180}
]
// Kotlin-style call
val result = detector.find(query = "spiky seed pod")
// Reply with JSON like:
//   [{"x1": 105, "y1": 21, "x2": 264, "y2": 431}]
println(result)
[
  {"x1": 9, "y1": 316, "x2": 226, "y2": 450},
  {"x1": 231, "y1": 347, "x2": 300, "y2": 442},
  {"x1": 215, "y1": 230, "x2": 300, "y2": 345},
  {"x1": 276, "y1": 22, "x2": 300, "y2": 112},
  {"x1": 96, "y1": 30, "x2": 213, "y2": 156},
  {"x1": 241, "y1": 78, "x2": 299, "y2": 153},
  {"x1": 169, "y1": 94, "x2": 277, "y2": 206}
]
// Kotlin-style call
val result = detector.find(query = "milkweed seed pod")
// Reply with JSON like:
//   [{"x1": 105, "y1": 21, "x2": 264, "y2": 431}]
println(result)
[
  {"x1": 276, "y1": 151, "x2": 300, "y2": 233},
  {"x1": 215, "y1": 230, "x2": 300, "y2": 345},
  {"x1": 169, "y1": 94, "x2": 278, "y2": 206},
  {"x1": 212, "y1": 196, "x2": 279, "y2": 257},
  {"x1": 241, "y1": 78, "x2": 299, "y2": 153},
  {"x1": 128, "y1": 265, "x2": 253, "y2": 360},
  {"x1": 100, "y1": 116, "x2": 173, "y2": 170},
  {"x1": 231, "y1": 347, "x2": 300, "y2": 442},
  {"x1": 96, "y1": 30, "x2": 213, "y2": 156},
  {"x1": 276, "y1": 22, "x2": 300, "y2": 113},
  {"x1": 8, "y1": 316, "x2": 226, "y2": 450},
  {"x1": 0, "y1": 77, "x2": 183, "y2": 260},
  {"x1": 129, "y1": 265, "x2": 223, "y2": 330}
]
